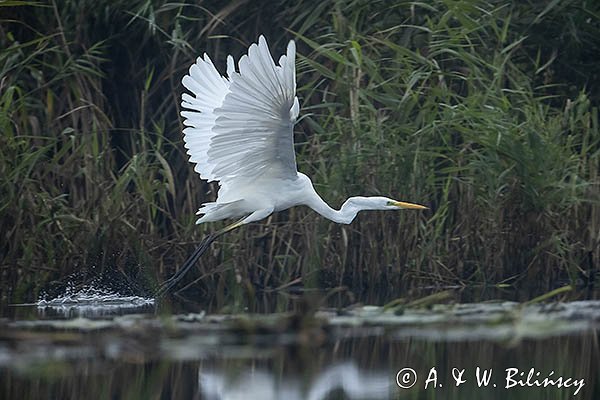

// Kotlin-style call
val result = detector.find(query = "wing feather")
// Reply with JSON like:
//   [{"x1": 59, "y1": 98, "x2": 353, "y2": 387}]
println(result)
[
  {"x1": 181, "y1": 35, "x2": 299, "y2": 201},
  {"x1": 208, "y1": 37, "x2": 298, "y2": 183},
  {"x1": 181, "y1": 53, "x2": 231, "y2": 182}
]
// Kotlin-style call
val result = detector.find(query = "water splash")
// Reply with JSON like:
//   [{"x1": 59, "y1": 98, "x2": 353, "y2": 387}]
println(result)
[{"x1": 36, "y1": 284, "x2": 155, "y2": 318}]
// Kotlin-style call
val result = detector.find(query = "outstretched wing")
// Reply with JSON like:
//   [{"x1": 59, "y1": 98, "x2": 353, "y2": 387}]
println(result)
[{"x1": 181, "y1": 36, "x2": 299, "y2": 190}]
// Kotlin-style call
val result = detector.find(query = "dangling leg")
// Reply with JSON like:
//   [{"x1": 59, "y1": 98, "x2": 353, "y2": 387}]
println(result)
[{"x1": 155, "y1": 218, "x2": 245, "y2": 297}]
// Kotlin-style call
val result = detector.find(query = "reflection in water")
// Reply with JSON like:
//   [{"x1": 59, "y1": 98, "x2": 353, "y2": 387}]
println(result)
[
  {"x1": 199, "y1": 362, "x2": 391, "y2": 400},
  {"x1": 2, "y1": 333, "x2": 598, "y2": 399},
  {"x1": 1, "y1": 295, "x2": 599, "y2": 399}
]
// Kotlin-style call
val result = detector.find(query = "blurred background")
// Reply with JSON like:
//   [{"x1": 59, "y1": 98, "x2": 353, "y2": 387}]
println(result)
[{"x1": 1, "y1": 0, "x2": 599, "y2": 304}]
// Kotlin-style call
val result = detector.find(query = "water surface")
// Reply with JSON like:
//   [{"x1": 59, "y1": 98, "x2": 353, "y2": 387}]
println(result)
[{"x1": 1, "y1": 285, "x2": 598, "y2": 399}]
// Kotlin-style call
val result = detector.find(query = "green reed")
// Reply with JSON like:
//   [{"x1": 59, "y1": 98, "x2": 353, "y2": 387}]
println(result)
[{"x1": 0, "y1": 0, "x2": 598, "y2": 302}]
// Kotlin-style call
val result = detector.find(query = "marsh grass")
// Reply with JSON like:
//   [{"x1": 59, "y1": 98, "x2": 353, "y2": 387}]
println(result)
[{"x1": 0, "y1": 0, "x2": 599, "y2": 302}]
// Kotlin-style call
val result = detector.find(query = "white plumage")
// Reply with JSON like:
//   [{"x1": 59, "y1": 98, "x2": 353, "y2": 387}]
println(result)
[{"x1": 180, "y1": 35, "x2": 426, "y2": 227}]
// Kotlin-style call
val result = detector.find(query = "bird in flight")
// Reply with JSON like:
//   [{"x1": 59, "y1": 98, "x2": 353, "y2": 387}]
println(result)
[{"x1": 157, "y1": 36, "x2": 426, "y2": 295}]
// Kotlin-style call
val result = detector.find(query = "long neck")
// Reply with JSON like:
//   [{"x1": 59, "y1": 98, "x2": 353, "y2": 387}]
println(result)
[{"x1": 304, "y1": 192, "x2": 362, "y2": 225}]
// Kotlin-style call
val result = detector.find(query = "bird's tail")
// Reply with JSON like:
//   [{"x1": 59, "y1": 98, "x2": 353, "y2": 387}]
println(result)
[{"x1": 195, "y1": 200, "x2": 244, "y2": 224}]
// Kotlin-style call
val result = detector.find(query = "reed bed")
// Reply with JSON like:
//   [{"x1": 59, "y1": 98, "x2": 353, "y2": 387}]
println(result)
[{"x1": 1, "y1": 0, "x2": 598, "y2": 302}]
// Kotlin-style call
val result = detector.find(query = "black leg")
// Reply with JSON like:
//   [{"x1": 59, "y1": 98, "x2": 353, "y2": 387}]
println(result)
[
  {"x1": 155, "y1": 219, "x2": 245, "y2": 298},
  {"x1": 155, "y1": 233, "x2": 217, "y2": 297}
]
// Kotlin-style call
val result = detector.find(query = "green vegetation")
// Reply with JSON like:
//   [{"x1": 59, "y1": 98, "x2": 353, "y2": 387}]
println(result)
[{"x1": 1, "y1": 0, "x2": 599, "y2": 302}]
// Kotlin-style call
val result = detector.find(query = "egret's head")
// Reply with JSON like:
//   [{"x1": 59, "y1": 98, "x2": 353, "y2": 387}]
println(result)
[
  {"x1": 348, "y1": 196, "x2": 428, "y2": 211},
  {"x1": 383, "y1": 197, "x2": 428, "y2": 211}
]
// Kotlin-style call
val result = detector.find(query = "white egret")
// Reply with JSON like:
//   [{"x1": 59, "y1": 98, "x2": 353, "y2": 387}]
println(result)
[{"x1": 157, "y1": 36, "x2": 426, "y2": 295}]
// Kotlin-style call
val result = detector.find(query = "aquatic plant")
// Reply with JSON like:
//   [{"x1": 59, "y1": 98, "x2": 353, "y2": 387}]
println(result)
[{"x1": 0, "y1": 0, "x2": 598, "y2": 302}]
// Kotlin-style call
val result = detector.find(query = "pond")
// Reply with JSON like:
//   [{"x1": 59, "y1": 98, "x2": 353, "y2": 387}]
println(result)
[{"x1": 0, "y1": 285, "x2": 599, "y2": 399}]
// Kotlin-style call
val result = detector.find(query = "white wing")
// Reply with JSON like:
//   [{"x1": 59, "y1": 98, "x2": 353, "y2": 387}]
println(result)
[
  {"x1": 180, "y1": 52, "x2": 231, "y2": 182},
  {"x1": 181, "y1": 36, "x2": 300, "y2": 194}
]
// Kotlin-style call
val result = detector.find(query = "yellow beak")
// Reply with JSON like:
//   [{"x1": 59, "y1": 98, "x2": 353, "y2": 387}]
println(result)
[{"x1": 391, "y1": 201, "x2": 428, "y2": 210}]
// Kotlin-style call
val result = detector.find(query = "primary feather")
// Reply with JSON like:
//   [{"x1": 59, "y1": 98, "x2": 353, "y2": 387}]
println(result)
[{"x1": 181, "y1": 54, "x2": 231, "y2": 182}]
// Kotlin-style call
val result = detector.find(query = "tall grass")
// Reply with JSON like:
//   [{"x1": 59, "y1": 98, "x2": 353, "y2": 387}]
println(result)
[{"x1": 0, "y1": 0, "x2": 598, "y2": 302}]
